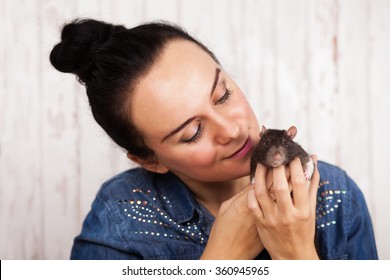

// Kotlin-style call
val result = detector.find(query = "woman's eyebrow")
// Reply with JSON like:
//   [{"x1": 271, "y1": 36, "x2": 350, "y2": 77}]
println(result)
[
  {"x1": 160, "y1": 68, "x2": 221, "y2": 143},
  {"x1": 210, "y1": 68, "x2": 221, "y2": 97},
  {"x1": 161, "y1": 117, "x2": 196, "y2": 143}
]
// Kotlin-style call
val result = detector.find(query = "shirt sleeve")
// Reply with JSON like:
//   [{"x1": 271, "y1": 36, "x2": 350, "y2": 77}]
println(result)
[
  {"x1": 70, "y1": 195, "x2": 142, "y2": 260},
  {"x1": 345, "y1": 176, "x2": 378, "y2": 260},
  {"x1": 71, "y1": 240, "x2": 141, "y2": 260}
]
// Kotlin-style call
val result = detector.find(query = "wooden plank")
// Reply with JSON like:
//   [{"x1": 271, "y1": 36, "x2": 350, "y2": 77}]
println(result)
[
  {"x1": 73, "y1": 0, "x2": 139, "y2": 221},
  {"x1": 236, "y1": 0, "x2": 272, "y2": 126},
  {"x1": 272, "y1": 0, "x2": 310, "y2": 139},
  {"x1": 247, "y1": 0, "x2": 279, "y2": 128},
  {"x1": 143, "y1": 0, "x2": 179, "y2": 22},
  {"x1": 305, "y1": 0, "x2": 341, "y2": 166},
  {"x1": 337, "y1": 0, "x2": 371, "y2": 206},
  {"x1": 39, "y1": 0, "x2": 82, "y2": 259},
  {"x1": 368, "y1": 0, "x2": 390, "y2": 260},
  {"x1": 0, "y1": 0, "x2": 44, "y2": 259}
]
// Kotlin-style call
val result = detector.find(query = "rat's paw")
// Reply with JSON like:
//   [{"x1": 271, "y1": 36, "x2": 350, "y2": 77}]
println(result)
[{"x1": 303, "y1": 158, "x2": 315, "y2": 181}]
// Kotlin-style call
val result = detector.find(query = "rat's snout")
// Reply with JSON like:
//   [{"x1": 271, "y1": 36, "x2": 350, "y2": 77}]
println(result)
[
  {"x1": 267, "y1": 147, "x2": 285, "y2": 167},
  {"x1": 270, "y1": 152, "x2": 283, "y2": 167},
  {"x1": 274, "y1": 152, "x2": 282, "y2": 162}
]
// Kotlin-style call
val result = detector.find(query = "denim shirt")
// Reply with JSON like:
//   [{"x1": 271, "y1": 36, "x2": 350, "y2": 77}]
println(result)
[{"x1": 70, "y1": 161, "x2": 378, "y2": 260}]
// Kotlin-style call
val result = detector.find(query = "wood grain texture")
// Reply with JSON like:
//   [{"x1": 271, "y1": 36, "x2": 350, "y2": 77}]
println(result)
[{"x1": 1, "y1": 0, "x2": 389, "y2": 259}]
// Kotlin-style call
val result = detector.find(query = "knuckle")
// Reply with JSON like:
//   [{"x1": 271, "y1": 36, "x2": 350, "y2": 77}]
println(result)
[
  {"x1": 247, "y1": 201, "x2": 258, "y2": 212},
  {"x1": 273, "y1": 183, "x2": 289, "y2": 194},
  {"x1": 248, "y1": 207, "x2": 263, "y2": 221},
  {"x1": 291, "y1": 176, "x2": 306, "y2": 188},
  {"x1": 294, "y1": 208, "x2": 311, "y2": 221},
  {"x1": 299, "y1": 209, "x2": 311, "y2": 220},
  {"x1": 254, "y1": 187, "x2": 268, "y2": 199},
  {"x1": 280, "y1": 216, "x2": 294, "y2": 227},
  {"x1": 264, "y1": 218, "x2": 277, "y2": 228}
]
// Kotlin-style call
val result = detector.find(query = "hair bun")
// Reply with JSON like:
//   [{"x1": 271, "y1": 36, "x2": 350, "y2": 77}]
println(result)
[{"x1": 49, "y1": 18, "x2": 125, "y2": 84}]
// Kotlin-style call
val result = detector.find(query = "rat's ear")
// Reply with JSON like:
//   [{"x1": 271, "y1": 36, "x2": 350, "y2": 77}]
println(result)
[
  {"x1": 286, "y1": 126, "x2": 297, "y2": 140},
  {"x1": 127, "y1": 153, "x2": 169, "y2": 174},
  {"x1": 259, "y1": 125, "x2": 268, "y2": 137}
]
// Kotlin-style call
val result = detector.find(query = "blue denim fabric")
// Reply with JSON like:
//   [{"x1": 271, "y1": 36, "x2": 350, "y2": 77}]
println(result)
[{"x1": 70, "y1": 161, "x2": 378, "y2": 260}]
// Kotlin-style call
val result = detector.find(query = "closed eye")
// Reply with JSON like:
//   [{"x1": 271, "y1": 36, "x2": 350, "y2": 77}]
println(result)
[
  {"x1": 183, "y1": 87, "x2": 232, "y2": 144},
  {"x1": 182, "y1": 123, "x2": 203, "y2": 144},
  {"x1": 214, "y1": 88, "x2": 232, "y2": 105}
]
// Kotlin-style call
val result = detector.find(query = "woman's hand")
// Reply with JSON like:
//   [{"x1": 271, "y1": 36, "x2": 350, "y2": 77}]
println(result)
[
  {"x1": 200, "y1": 186, "x2": 264, "y2": 259},
  {"x1": 247, "y1": 155, "x2": 320, "y2": 260}
]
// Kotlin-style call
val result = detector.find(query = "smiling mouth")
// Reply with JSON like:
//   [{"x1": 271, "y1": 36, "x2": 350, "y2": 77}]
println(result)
[{"x1": 227, "y1": 137, "x2": 253, "y2": 159}]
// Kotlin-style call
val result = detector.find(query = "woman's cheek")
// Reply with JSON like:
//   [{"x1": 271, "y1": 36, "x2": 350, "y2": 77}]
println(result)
[
  {"x1": 193, "y1": 151, "x2": 216, "y2": 166},
  {"x1": 183, "y1": 145, "x2": 217, "y2": 166}
]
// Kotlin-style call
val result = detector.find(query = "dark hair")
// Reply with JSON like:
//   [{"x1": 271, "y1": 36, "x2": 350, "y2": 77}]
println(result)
[{"x1": 50, "y1": 18, "x2": 218, "y2": 159}]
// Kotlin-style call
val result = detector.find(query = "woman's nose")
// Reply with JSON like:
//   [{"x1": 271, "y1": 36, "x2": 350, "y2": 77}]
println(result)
[{"x1": 213, "y1": 115, "x2": 240, "y2": 145}]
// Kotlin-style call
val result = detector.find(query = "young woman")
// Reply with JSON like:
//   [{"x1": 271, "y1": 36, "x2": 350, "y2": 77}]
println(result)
[{"x1": 50, "y1": 19, "x2": 377, "y2": 260}]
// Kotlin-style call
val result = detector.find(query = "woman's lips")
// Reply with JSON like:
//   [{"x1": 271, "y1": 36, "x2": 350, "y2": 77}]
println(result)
[{"x1": 228, "y1": 137, "x2": 253, "y2": 159}]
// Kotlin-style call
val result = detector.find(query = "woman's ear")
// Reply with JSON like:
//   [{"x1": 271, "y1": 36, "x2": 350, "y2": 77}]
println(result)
[{"x1": 127, "y1": 153, "x2": 169, "y2": 174}]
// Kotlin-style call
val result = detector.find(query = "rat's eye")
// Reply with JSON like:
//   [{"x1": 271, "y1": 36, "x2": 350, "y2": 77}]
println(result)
[
  {"x1": 283, "y1": 140, "x2": 288, "y2": 146},
  {"x1": 265, "y1": 140, "x2": 270, "y2": 146}
]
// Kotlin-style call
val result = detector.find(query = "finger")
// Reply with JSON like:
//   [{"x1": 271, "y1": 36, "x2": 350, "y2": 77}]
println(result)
[
  {"x1": 285, "y1": 166, "x2": 291, "y2": 181},
  {"x1": 266, "y1": 168, "x2": 273, "y2": 191},
  {"x1": 254, "y1": 163, "x2": 275, "y2": 210},
  {"x1": 272, "y1": 164, "x2": 294, "y2": 211},
  {"x1": 247, "y1": 187, "x2": 264, "y2": 221},
  {"x1": 265, "y1": 168, "x2": 278, "y2": 201},
  {"x1": 290, "y1": 157, "x2": 309, "y2": 209},
  {"x1": 308, "y1": 155, "x2": 320, "y2": 211},
  {"x1": 285, "y1": 166, "x2": 292, "y2": 194}
]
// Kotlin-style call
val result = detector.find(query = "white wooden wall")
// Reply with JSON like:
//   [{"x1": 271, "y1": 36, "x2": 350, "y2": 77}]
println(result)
[{"x1": 1, "y1": 0, "x2": 389, "y2": 259}]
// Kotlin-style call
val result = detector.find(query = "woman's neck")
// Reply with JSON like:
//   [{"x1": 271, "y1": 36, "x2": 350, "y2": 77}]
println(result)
[{"x1": 177, "y1": 175, "x2": 250, "y2": 217}]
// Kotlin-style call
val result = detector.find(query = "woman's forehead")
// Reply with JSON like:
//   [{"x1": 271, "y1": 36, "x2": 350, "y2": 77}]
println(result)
[{"x1": 130, "y1": 40, "x2": 220, "y2": 139}]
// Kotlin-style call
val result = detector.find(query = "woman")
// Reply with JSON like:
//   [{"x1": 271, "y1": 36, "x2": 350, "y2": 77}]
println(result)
[{"x1": 50, "y1": 18, "x2": 377, "y2": 259}]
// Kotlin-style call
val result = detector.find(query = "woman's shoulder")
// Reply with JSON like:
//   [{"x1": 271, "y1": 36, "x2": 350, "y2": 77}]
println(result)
[
  {"x1": 315, "y1": 161, "x2": 352, "y2": 231},
  {"x1": 317, "y1": 160, "x2": 348, "y2": 180},
  {"x1": 97, "y1": 167, "x2": 171, "y2": 201},
  {"x1": 315, "y1": 161, "x2": 377, "y2": 259},
  {"x1": 316, "y1": 160, "x2": 364, "y2": 203},
  {"x1": 73, "y1": 167, "x2": 206, "y2": 259}
]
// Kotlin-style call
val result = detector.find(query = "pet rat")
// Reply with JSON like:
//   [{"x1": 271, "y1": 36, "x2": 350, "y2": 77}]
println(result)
[{"x1": 250, "y1": 126, "x2": 314, "y2": 181}]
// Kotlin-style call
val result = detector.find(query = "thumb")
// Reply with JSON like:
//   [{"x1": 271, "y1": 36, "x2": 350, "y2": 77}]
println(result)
[{"x1": 309, "y1": 155, "x2": 320, "y2": 210}]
